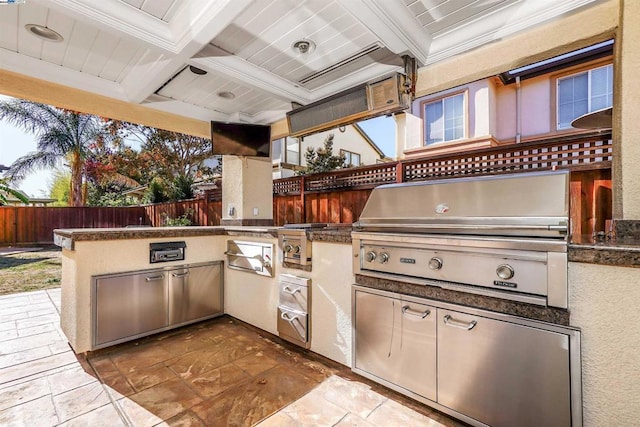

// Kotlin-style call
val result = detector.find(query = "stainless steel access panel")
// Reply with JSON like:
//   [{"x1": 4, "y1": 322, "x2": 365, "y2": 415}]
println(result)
[
  {"x1": 352, "y1": 285, "x2": 582, "y2": 427},
  {"x1": 168, "y1": 262, "x2": 223, "y2": 326},
  {"x1": 278, "y1": 274, "x2": 310, "y2": 348},
  {"x1": 354, "y1": 289, "x2": 436, "y2": 401},
  {"x1": 93, "y1": 261, "x2": 224, "y2": 349},
  {"x1": 94, "y1": 269, "x2": 169, "y2": 347},
  {"x1": 437, "y1": 308, "x2": 573, "y2": 427}
]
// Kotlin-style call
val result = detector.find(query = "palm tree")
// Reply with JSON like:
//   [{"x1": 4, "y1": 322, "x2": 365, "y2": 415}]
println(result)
[
  {"x1": 0, "y1": 178, "x2": 29, "y2": 205},
  {"x1": 0, "y1": 99, "x2": 111, "y2": 206}
]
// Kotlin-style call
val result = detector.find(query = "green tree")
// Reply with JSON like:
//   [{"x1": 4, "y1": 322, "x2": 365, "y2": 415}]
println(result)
[
  {"x1": 171, "y1": 174, "x2": 195, "y2": 201},
  {"x1": 0, "y1": 178, "x2": 28, "y2": 205},
  {"x1": 298, "y1": 134, "x2": 346, "y2": 175},
  {"x1": 48, "y1": 169, "x2": 71, "y2": 206},
  {"x1": 0, "y1": 99, "x2": 115, "y2": 206}
]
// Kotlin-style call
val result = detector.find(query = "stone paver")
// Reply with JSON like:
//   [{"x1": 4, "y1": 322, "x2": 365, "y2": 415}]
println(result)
[{"x1": 0, "y1": 289, "x2": 462, "y2": 426}]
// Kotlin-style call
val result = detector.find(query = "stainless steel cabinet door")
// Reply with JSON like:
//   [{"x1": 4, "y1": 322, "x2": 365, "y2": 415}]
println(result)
[
  {"x1": 168, "y1": 262, "x2": 222, "y2": 325},
  {"x1": 393, "y1": 299, "x2": 436, "y2": 401},
  {"x1": 354, "y1": 290, "x2": 436, "y2": 401},
  {"x1": 95, "y1": 271, "x2": 168, "y2": 346},
  {"x1": 437, "y1": 309, "x2": 571, "y2": 427}
]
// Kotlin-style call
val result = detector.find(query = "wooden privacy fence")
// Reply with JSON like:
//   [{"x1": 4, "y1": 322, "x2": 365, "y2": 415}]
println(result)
[
  {"x1": 0, "y1": 206, "x2": 146, "y2": 246},
  {"x1": 273, "y1": 131, "x2": 613, "y2": 235},
  {"x1": 144, "y1": 198, "x2": 222, "y2": 227},
  {"x1": 0, "y1": 132, "x2": 612, "y2": 245}
]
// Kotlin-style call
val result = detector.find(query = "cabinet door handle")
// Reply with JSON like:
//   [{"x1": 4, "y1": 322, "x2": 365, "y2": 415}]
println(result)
[
  {"x1": 171, "y1": 272, "x2": 189, "y2": 278},
  {"x1": 443, "y1": 314, "x2": 477, "y2": 330},
  {"x1": 283, "y1": 286, "x2": 300, "y2": 295},
  {"x1": 145, "y1": 274, "x2": 164, "y2": 282},
  {"x1": 280, "y1": 312, "x2": 306, "y2": 340},
  {"x1": 402, "y1": 305, "x2": 430, "y2": 319}
]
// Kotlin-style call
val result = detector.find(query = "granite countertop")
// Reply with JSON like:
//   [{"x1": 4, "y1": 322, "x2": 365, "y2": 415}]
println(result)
[
  {"x1": 569, "y1": 234, "x2": 640, "y2": 267},
  {"x1": 53, "y1": 225, "x2": 352, "y2": 250}
]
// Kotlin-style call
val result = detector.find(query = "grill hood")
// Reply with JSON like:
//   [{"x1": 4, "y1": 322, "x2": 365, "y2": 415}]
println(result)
[{"x1": 354, "y1": 170, "x2": 569, "y2": 238}]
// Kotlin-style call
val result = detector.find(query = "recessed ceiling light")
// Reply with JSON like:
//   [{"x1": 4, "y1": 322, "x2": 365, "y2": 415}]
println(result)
[
  {"x1": 25, "y1": 24, "x2": 64, "y2": 42},
  {"x1": 292, "y1": 39, "x2": 316, "y2": 55},
  {"x1": 217, "y1": 91, "x2": 235, "y2": 100},
  {"x1": 188, "y1": 65, "x2": 207, "y2": 75}
]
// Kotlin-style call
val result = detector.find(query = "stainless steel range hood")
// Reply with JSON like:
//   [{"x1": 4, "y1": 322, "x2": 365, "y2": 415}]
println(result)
[{"x1": 355, "y1": 171, "x2": 570, "y2": 238}]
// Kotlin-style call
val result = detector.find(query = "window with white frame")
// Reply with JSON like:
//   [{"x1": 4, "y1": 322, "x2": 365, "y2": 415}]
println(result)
[
  {"x1": 341, "y1": 150, "x2": 361, "y2": 167},
  {"x1": 272, "y1": 137, "x2": 301, "y2": 165},
  {"x1": 423, "y1": 92, "x2": 465, "y2": 145},
  {"x1": 286, "y1": 137, "x2": 300, "y2": 165},
  {"x1": 271, "y1": 138, "x2": 283, "y2": 162},
  {"x1": 557, "y1": 64, "x2": 613, "y2": 129}
]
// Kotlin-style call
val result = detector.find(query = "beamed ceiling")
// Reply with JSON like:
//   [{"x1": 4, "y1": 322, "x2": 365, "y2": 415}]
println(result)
[{"x1": 0, "y1": 0, "x2": 604, "y2": 125}]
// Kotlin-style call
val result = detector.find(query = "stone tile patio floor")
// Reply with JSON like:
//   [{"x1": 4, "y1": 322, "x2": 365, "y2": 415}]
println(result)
[{"x1": 0, "y1": 289, "x2": 465, "y2": 426}]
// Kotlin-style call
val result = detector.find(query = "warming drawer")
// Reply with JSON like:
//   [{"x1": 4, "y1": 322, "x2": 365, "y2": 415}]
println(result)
[
  {"x1": 225, "y1": 240, "x2": 273, "y2": 277},
  {"x1": 278, "y1": 274, "x2": 311, "y2": 348}
]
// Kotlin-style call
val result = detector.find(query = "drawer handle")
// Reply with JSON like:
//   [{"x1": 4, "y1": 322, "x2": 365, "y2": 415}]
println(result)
[
  {"x1": 145, "y1": 274, "x2": 164, "y2": 282},
  {"x1": 280, "y1": 312, "x2": 306, "y2": 340},
  {"x1": 171, "y1": 272, "x2": 189, "y2": 278},
  {"x1": 283, "y1": 286, "x2": 300, "y2": 295},
  {"x1": 443, "y1": 314, "x2": 477, "y2": 331},
  {"x1": 401, "y1": 305, "x2": 430, "y2": 319}
]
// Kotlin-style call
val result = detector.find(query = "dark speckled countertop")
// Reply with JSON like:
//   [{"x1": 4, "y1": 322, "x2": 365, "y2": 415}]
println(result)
[
  {"x1": 569, "y1": 234, "x2": 640, "y2": 268},
  {"x1": 53, "y1": 225, "x2": 352, "y2": 250}
]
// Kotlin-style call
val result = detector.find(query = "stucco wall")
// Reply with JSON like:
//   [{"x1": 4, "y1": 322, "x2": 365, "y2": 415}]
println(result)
[
  {"x1": 568, "y1": 262, "x2": 640, "y2": 426},
  {"x1": 222, "y1": 156, "x2": 273, "y2": 221},
  {"x1": 307, "y1": 243, "x2": 353, "y2": 366},
  {"x1": 223, "y1": 236, "x2": 279, "y2": 335}
]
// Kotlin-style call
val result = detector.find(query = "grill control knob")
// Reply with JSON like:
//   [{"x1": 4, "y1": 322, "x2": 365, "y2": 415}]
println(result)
[
  {"x1": 284, "y1": 244, "x2": 293, "y2": 253},
  {"x1": 366, "y1": 251, "x2": 377, "y2": 262},
  {"x1": 496, "y1": 264, "x2": 515, "y2": 280},
  {"x1": 377, "y1": 252, "x2": 390, "y2": 264},
  {"x1": 428, "y1": 257, "x2": 443, "y2": 270},
  {"x1": 294, "y1": 245, "x2": 301, "y2": 254}
]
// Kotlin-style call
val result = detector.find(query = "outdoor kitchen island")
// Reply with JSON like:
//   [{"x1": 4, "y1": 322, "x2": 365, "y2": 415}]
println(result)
[{"x1": 53, "y1": 225, "x2": 354, "y2": 368}]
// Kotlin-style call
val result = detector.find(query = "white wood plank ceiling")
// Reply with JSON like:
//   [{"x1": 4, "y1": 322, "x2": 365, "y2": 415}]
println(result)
[{"x1": 0, "y1": 0, "x2": 603, "y2": 125}]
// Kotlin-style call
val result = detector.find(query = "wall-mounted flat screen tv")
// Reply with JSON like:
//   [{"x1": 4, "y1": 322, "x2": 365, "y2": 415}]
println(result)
[{"x1": 210, "y1": 121, "x2": 271, "y2": 157}]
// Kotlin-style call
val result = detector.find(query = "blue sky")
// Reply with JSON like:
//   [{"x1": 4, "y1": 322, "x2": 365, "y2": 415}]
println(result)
[
  {"x1": 358, "y1": 116, "x2": 396, "y2": 158},
  {"x1": 0, "y1": 94, "x2": 397, "y2": 196},
  {"x1": 0, "y1": 95, "x2": 55, "y2": 197}
]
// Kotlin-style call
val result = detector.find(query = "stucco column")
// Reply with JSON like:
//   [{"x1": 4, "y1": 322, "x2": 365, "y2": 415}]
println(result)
[
  {"x1": 394, "y1": 112, "x2": 422, "y2": 159},
  {"x1": 614, "y1": 0, "x2": 640, "y2": 220},
  {"x1": 221, "y1": 156, "x2": 273, "y2": 226}
]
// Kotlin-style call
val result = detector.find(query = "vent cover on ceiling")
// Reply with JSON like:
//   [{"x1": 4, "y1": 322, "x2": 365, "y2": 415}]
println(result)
[{"x1": 287, "y1": 74, "x2": 408, "y2": 137}]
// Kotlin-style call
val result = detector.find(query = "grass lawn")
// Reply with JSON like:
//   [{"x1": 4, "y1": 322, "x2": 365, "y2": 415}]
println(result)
[{"x1": 0, "y1": 246, "x2": 62, "y2": 295}]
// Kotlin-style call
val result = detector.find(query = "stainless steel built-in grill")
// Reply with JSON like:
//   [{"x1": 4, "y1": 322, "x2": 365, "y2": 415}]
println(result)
[
  {"x1": 351, "y1": 170, "x2": 582, "y2": 427},
  {"x1": 352, "y1": 170, "x2": 570, "y2": 308}
]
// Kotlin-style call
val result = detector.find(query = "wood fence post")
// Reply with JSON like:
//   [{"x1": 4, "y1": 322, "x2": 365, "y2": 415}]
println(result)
[
  {"x1": 300, "y1": 176, "x2": 306, "y2": 223},
  {"x1": 396, "y1": 160, "x2": 404, "y2": 183},
  {"x1": 13, "y1": 207, "x2": 17, "y2": 246}
]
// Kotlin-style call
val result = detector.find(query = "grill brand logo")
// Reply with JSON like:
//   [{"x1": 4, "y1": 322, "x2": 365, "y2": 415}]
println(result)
[{"x1": 434, "y1": 203, "x2": 449, "y2": 214}]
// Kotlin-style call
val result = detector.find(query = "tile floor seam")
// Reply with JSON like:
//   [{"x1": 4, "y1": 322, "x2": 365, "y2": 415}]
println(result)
[
  {"x1": 45, "y1": 290, "x2": 61, "y2": 316},
  {"x1": 364, "y1": 396, "x2": 388, "y2": 420},
  {"x1": 332, "y1": 412, "x2": 352, "y2": 427},
  {"x1": 0, "y1": 360, "x2": 78, "y2": 388},
  {"x1": 48, "y1": 389, "x2": 62, "y2": 426},
  {"x1": 86, "y1": 356, "x2": 134, "y2": 427}
]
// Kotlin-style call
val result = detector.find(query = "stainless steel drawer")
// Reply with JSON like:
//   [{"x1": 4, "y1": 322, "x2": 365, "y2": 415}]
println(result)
[
  {"x1": 279, "y1": 281, "x2": 309, "y2": 312},
  {"x1": 278, "y1": 306, "x2": 308, "y2": 347}
]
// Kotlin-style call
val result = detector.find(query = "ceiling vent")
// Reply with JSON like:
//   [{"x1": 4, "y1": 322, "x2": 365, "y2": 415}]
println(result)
[{"x1": 287, "y1": 74, "x2": 408, "y2": 137}]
